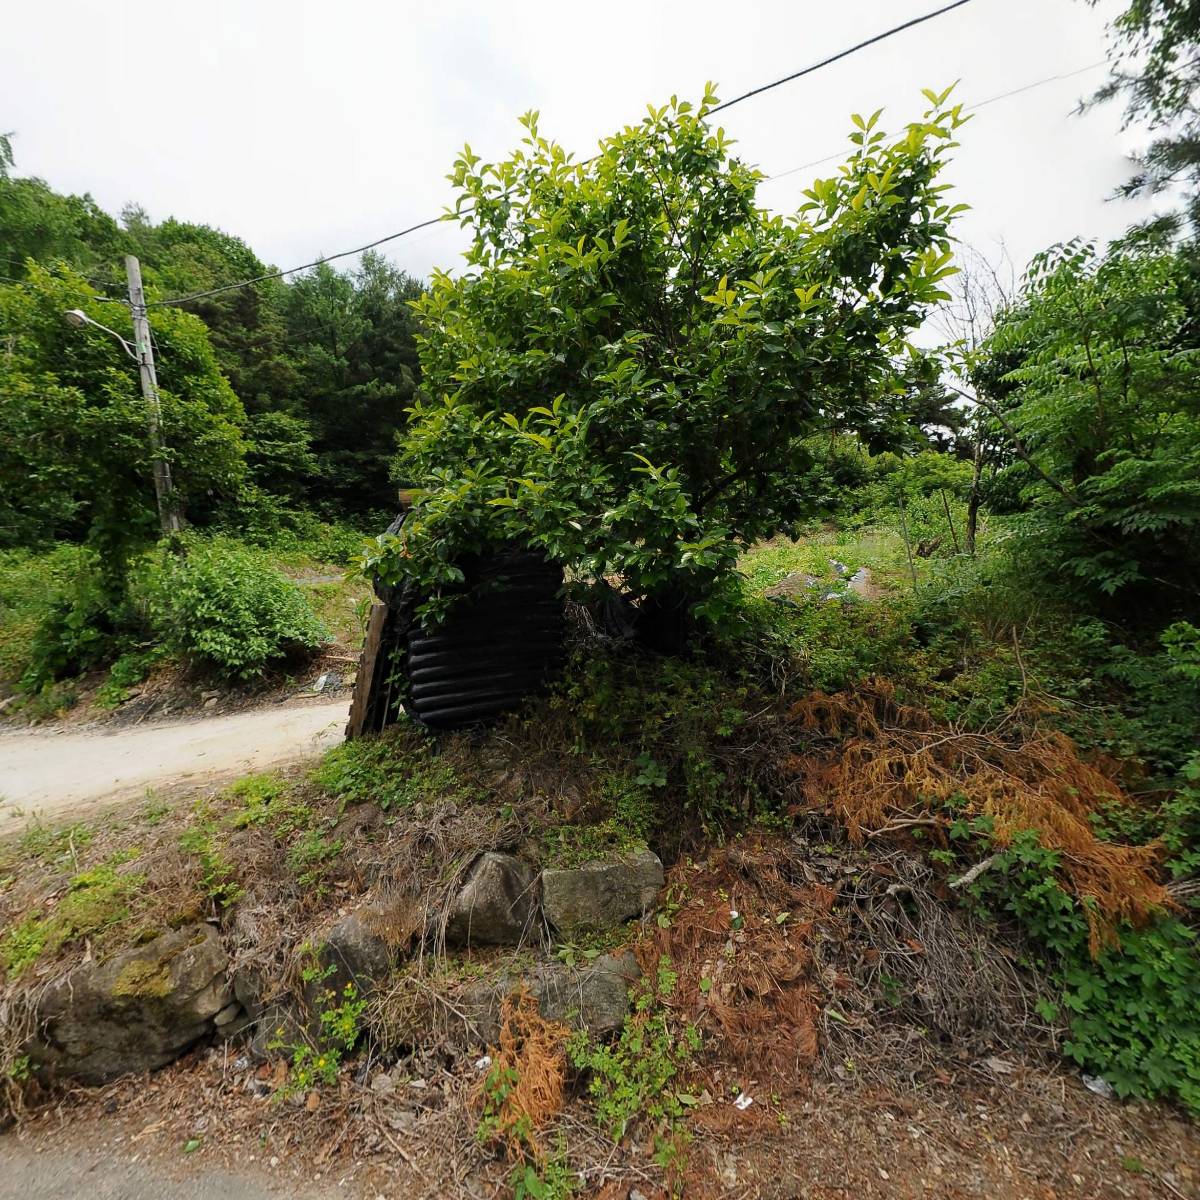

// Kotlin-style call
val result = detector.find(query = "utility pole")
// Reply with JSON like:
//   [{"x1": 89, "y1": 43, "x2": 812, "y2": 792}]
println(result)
[{"x1": 125, "y1": 254, "x2": 181, "y2": 535}]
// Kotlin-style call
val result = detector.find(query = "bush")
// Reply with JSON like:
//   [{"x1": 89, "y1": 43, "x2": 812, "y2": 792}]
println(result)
[
  {"x1": 959, "y1": 830, "x2": 1200, "y2": 1112},
  {"x1": 12, "y1": 546, "x2": 132, "y2": 693},
  {"x1": 219, "y1": 501, "x2": 371, "y2": 566},
  {"x1": 975, "y1": 244, "x2": 1200, "y2": 621},
  {"x1": 140, "y1": 536, "x2": 328, "y2": 679}
]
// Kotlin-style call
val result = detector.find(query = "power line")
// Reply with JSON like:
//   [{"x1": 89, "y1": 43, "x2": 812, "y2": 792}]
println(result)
[
  {"x1": 708, "y1": 0, "x2": 975, "y2": 115},
  {"x1": 760, "y1": 59, "x2": 1108, "y2": 186},
  {"x1": 148, "y1": 215, "x2": 445, "y2": 308},
  {"x1": 148, "y1": 0, "x2": 980, "y2": 309}
]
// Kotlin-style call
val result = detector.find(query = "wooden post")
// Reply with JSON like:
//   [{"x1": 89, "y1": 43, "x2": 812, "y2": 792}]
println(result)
[
  {"x1": 345, "y1": 602, "x2": 391, "y2": 739},
  {"x1": 125, "y1": 254, "x2": 181, "y2": 535}
]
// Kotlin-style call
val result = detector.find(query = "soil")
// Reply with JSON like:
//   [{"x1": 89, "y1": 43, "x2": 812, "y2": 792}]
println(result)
[
  {"x1": 2, "y1": 1050, "x2": 1196, "y2": 1199},
  {"x1": 0, "y1": 698, "x2": 348, "y2": 834}
]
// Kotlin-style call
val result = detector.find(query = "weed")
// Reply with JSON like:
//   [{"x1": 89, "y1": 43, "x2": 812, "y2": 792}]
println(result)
[
  {"x1": 0, "y1": 917, "x2": 47, "y2": 981},
  {"x1": 142, "y1": 796, "x2": 171, "y2": 826},
  {"x1": 180, "y1": 805, "x2": 242, "y2": 908},
  {"x1": 18, "y1": 822, "x2": 93, "y2": 867},
  {"x1": 95, "y1": 648, "x2": 162, "y2": 710},
  {"x1": 286, "y1": 827, "x2": 343, "y2": 890},
  {"x1": 225, "y1": 773, "x2": 313, "y2": 836},
  {"x1": 541, "y1": 819, "x2": 646, "y2": 870},
  {"x1": 270, "y1": 968, "x2": 366, "y2": 1098},
  {"x1": 567, "y1": 955, "x2": 700, "y2": 1142},
  {"x1": 312, "y1": 724, "x2": 476, "y2": 811},
  {"x1": 508, "y1": 1142, "x2": 576, "y2": 1200},
  {"x1": 0, "y1": 856, "x2": 142, "y2": 978},
  {"x1": 553, "y1": 925, "x2": 630, "y2": 968}
]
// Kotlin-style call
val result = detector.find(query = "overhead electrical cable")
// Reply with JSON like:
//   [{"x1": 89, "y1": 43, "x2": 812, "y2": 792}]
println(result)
[
  {"x1": 147, "y1": 0, "x2": 980, "y2": 309},
  {"x1": 706, "y1": 0, "x2": 975, "y2": 115},
  {"x1": 760, "y1": 59, "x2": 1107, "y2": 185}
]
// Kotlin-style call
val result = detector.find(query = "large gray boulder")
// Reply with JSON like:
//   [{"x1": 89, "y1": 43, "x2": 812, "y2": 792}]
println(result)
[
  {"x1": 541, "y1": 848, "x2": 663, "y2": 931},
  {"x1": 32, "y1": 924, "x2": 232, "y2": 1084},
  {"x1": 445, "y1": 852, "x2": 538, "y2": 947}
]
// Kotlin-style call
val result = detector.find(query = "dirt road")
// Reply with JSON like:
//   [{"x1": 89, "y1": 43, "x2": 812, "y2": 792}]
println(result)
[
  {"x1": 0, "y1": 1136, "x2": 340, "y2": 1200},
  {"x1": 0, "y1": 700, "x2": 347, "y2": 832}
]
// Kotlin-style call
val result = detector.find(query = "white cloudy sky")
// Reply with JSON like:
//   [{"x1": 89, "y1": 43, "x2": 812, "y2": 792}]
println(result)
[{"x1": 1, "y1": 0, "x2": 1161, "y2": 286}]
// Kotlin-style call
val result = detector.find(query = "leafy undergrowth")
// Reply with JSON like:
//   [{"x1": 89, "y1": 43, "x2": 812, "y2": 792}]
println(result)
[
  {"x1": 0, "y1": 531, "x2": 370, "y2": 726},
  {"x1": 2, "y1": 524, "x2": 1199, "y2": 1169}
]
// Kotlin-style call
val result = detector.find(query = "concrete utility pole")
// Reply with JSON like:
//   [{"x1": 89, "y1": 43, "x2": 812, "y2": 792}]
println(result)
[{"x1": 125, "y1": 254, "x2": 181, "y2": 535}]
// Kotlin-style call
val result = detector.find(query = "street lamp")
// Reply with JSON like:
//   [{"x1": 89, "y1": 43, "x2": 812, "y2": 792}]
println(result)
[
  {"x1": 62, "y1": 308, "x2": 138, "y2": 359},
  {"x1": 62, "y1": 260, "x2": 181, "y2": 536}
]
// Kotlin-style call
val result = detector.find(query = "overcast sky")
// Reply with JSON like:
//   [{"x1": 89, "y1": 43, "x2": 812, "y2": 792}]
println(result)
[{"x1": 2, "y1": 0, "x2": 1160, "y2": 288}]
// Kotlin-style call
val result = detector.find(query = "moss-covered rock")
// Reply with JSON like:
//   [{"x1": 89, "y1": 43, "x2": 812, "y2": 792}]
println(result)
[{"x1": 31, "y1": 925, "x2": 232, "y2": 1083}]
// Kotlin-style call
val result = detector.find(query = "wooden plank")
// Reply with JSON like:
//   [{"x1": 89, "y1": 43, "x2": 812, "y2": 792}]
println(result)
[{"x1": 345, "y1": 602, "x2": 389, "y2": 740}]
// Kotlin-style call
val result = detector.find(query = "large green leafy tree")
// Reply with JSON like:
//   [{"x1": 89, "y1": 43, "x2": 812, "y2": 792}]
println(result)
[
  {"x1": 369, "y1": 86, "x2": 968, "y2": 626},
  {"x1": 1086, "y1": 0, "x2": 1200, "y2": 234},
  {"x1": 284, "y1": 251, "x2": 422, "y2": 514},
  {"x1": 2, "y1": 136, "x2": 426, "y2": 524},
  {"x1": 975, "y1": 241, "x2": 1200, "y2": 617},
  {"x1": 0, "y1": 265, "x2": 247, "y2": 566},
  {"x1": 0, "y1": 136, "x2": 126, "y2": 280},
  {"x1": 122, "y1": 210, "x2": 300, "y2": 413}
]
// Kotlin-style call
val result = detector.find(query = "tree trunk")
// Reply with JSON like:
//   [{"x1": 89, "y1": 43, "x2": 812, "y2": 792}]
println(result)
[{"x1": 964, "y1": 437, "x2": 984, "y2": 557}]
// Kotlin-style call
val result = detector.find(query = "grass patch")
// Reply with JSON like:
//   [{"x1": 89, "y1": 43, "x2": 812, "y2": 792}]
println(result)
[
  {"x1": 312, "y1": 723, "x2": 478, "y2": 811},
  {"x1": 0, "y1": 856, "x2": 143, "y2": 980},
  {"x1": 541, "y1": 821, "x2": 648, "y2": 870}
]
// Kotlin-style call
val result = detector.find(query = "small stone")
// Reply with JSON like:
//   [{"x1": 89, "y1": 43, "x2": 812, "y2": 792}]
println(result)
[
  {"x1": 445, "y1": 853, "x2": 537, "y2": 946},
  {"x1": 318, "y1": 912, "x2": 392, "y2": 995},
  {"x1": 212, "y1": 1001, "x2": 242, "y2": 1028},
  {"x1": 305, "y1": 1090, "x2": 321, "y2": 1112},
  {"x1": 385, "y1": 1110, "x2": 417, "y2": 1133},
  {"x1": 203, "y1": 697, "x2": 219, "y2": 710},
  {"x1": 541, "y1": 848, "x2": 663, "y2": 931}
]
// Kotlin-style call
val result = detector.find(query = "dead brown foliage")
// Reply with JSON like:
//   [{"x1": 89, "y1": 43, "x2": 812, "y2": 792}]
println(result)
[
  {"x1": 782, "y1": 680, "x2": 1168, "y2": 952},
  {"x1": 641, "y1": 838, "x2": 828, "y2": 1096},
  {"x1": 472, "y1": 987, "x2": 568, "y2": 1163}
]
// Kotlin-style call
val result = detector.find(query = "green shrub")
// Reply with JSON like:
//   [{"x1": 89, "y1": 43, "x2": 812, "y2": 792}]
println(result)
[
  {"x1": 11, "y1": 546, "x2": 132, "y2": 692},
  {"x1": 140, "y1": 536, "x2": 328, "y2": 679},
  {"x1": 311, "y1": 724, "x2": 475, "y2": 811},
  {"x1": 230, "y1": 509, "x2": 371, "y2": 566},
  {"x1": 957, "y1": 828, "x2": 1200, "y2": 1112},
  {"x1": 975, "y1": 244, "x2": 1200, "y2": 619},
  {"x1": 0, "y1": 549, "x2": 58, "y2": 686},
  {"x1": 1162, "y1": 756, "x2": 1200, "y2": 895}
]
